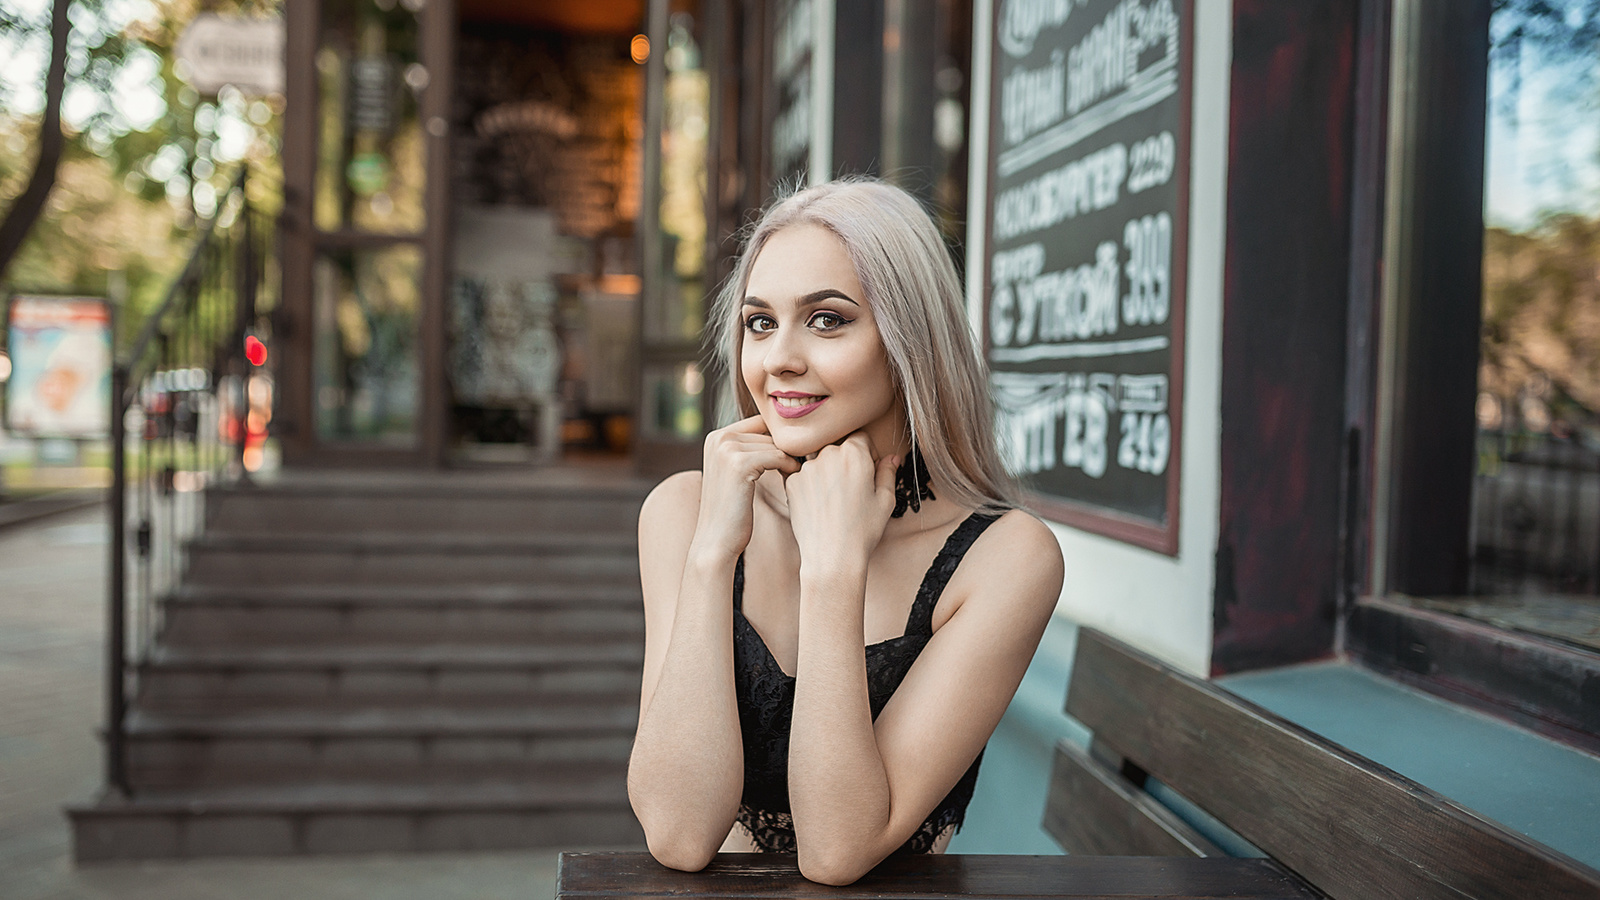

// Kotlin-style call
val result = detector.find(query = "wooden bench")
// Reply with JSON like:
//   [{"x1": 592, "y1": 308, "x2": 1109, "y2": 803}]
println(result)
[
  {"x1": 556, "y1": 626, "x2": 1600, "y2": 899},
  {"x1": 1049, "y1": 628, "x2": 1600, "y2": 900}
]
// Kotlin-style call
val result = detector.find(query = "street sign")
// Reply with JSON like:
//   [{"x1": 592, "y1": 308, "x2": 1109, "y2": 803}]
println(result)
[{"x1": 175, "y1": 14, "x2": 285, "y2": 96}]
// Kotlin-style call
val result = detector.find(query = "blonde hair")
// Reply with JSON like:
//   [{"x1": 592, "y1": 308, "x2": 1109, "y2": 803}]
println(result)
[{"x1": 709, "y1": 178, "x2": 1018, "y2": 513}]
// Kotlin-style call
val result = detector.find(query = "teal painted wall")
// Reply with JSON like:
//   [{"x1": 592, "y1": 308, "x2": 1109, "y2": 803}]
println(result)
[{"x1": 947, "y1": 616, "x2": 1086, "y2": 854}]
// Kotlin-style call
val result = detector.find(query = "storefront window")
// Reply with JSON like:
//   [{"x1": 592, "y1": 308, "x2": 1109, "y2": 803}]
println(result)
[
  {"x1": 1469, "y1": 0, "x2": 1600, "y2": 634},
  {"x1": 314, "y1": 0, "x2": 428, "y2": 234},
  {"x1": 646, "y1": 9, "x2": 709, "y2": 345},
  {"x1": 312, "y1": 244, "x2": 422, "y2": 443}
]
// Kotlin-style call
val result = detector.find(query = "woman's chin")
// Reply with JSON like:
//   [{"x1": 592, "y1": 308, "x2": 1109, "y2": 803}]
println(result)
[{"x1": 765, "y1": 420, "x2": 841, "y2": 458}]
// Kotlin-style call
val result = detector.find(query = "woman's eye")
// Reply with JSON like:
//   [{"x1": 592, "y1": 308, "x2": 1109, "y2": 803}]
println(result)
[
  {"x1": 809, "y1": 312, "x2": 850, "y2": 331},
  {"x1": 744, "y1": 314, "x2": 777, "y2": 334}
]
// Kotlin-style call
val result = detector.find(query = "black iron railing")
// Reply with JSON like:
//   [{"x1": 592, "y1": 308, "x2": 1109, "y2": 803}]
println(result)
[{"x1": 106, "y1": 168, "x2": 271, "y2": 796}]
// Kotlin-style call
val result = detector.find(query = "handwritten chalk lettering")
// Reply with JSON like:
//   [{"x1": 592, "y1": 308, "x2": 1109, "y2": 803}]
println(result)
[
  {"x1": 772, "y1": 79, "x2": 812, "y2": 172},
  {"x1": 1126, "y1": 130, "x2": 1175, "y2": 193},
  {"x1": 1001, "y1": 50, "x2": 1066, "y2": 147},
  {"x1": 1121, "y1": 212, "x2": 1171, "y2": 326},
  {"x1": 1117, "y1": 411, "x2": 1171, "y2": 474},
  {"x1": 992, "y1": 371, "x2": 1114, "y2": 478},
  {"x1": 999, "y1": 0, "x2": 1080, "y2": 58},
  {"x1": 992, "y1": 142, "x2": 1127, "y2": 242},
  {"x1": 773, "y1": 0, "x2": 814, "y2": 81},
  {"x1": 1116, "y1": 373, "x2": 1167, "y2": 413},
  {"x1": 991, "y1": 241, "x2": 1119, "y2": 347},
  {"x1": 1066, "y1": 0, "x2": 1176, "y2": 117}
]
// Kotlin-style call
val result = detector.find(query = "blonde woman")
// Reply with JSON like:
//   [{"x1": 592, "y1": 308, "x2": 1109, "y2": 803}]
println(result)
[{"x1": 628, "y1": 178, "x2": 1065, "y2": 885}]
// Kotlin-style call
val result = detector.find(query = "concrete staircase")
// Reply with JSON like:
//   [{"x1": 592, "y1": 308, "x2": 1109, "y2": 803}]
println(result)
[{"x1": 70, "y1": 469, "x2": 651, "y2": 860}]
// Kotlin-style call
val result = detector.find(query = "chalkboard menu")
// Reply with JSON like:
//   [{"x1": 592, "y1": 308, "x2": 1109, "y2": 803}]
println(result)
[
  {"x1": 983, "y1": 0, "x2": 1191, "y2": 554},
  {"x1": 769, "y1": 0, "x2": 817, "y2": 188}
]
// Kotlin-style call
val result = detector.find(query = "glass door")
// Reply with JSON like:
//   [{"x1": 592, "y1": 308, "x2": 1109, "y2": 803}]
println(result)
[
  {"x1": 637, "y1": 0, "x2": 718, "y2": 475},
  {"x1": 281, "y1": 0, "x2": 451, "y2": 463}
]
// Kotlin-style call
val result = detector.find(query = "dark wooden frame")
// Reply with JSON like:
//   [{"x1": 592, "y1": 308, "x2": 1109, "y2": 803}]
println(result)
[
  {"x1": 978, "y1": 0, "x2": 1195, "y2": 557},
  {"x1": 1345, "y1": 0, "x2": 1600, "y2": 748}
]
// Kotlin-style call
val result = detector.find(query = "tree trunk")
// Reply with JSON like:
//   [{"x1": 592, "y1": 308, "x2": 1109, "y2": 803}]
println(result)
[{"x1": 0, "y1": 0, "x2": 72, "y2": 282}]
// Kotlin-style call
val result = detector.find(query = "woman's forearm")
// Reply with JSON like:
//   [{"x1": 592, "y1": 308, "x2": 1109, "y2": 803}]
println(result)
[
  {"x1": 787, "y1": 561, "x2": 897, "y2": 884},
  {"x1": 628, "y1": 546, "x2": 746, "y2": 869}
]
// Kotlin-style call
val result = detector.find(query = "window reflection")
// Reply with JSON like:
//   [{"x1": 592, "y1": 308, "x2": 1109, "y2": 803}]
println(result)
[
  {"x1": 1473, "y1": 0, "x2": 1600, "y2": 606},
  {"x1": 313, "y1": 245, "x2": 422, "y2": 443},
  {"x1": 647, "y1": 10, "x2": 709, "y2": 345},
  {"x1": 315, "y1": 0, "x2": 427, "y2": 234}
]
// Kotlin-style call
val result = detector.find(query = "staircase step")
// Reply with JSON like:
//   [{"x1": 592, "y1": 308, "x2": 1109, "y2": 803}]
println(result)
[
  {"x1": 205, "y1": 478, "x2": 649, "y2": 537},
  {"x1": 160, "y1": 584, "x2": 643, "y2": 646},
  {"x1": 136, "y1": 643, "x2": 644, "y2": 712},
  {"x1": 183, "y1": 532, "x2": 640, "y2": 587},
  {"x1": 124, "y1": 707, "x2": 638, "y2": 788},
  {"x1": 69, "y1": 776, "x2": 643, "y2": 860}
]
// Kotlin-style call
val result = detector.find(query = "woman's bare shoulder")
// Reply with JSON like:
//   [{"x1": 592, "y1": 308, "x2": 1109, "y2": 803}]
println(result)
[
  {"x1": 959, "y1": 507, "x2": 1064, "y2": 610},
  {"x1": 639, "y1": 470, "x2": 703, "y2": 536}
]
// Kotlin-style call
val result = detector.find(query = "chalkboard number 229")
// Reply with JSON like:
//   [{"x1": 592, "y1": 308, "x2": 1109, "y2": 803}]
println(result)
[{"x1": 1118, "y1": 412, "x2": 1171, "y2": 474}]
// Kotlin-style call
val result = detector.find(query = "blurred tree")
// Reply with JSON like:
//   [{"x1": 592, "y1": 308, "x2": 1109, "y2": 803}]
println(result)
[
  {"x1": 0, "y1": 0, "x2": 282, "y2": 346},
  {"x1": 0, "y1": 0, "x2": 67, "y2": 280}
]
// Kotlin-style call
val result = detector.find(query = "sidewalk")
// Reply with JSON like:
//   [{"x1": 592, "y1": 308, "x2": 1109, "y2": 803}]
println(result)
[{"x1": 0, "y1": 505, "x2": 564, "y2": 899}]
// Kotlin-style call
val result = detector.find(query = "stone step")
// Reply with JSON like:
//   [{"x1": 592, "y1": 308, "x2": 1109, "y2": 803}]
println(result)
[
  {"x1": 183, "y1": 532, "x2": 640, "y2": 588},
  {"x1": 159, "y1": 584, "x2": 643, "y2": 647},
  {"x1": 124, "y1": 706, "x2": 637, "y2": 788},
  {"x1": 69, "y1": 775, "x2": 643, "y2": 860},
  {"x1": 136, "y1": 643, "x2": 644, "y2": 713},
  {"x1": 205, "y1": 480, "x2": 648, "y2": 537}
]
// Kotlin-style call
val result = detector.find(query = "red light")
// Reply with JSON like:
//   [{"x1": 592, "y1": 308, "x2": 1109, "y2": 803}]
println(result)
[{"x1": 245, "y1": 335, "x2": 268, "y2": 366}]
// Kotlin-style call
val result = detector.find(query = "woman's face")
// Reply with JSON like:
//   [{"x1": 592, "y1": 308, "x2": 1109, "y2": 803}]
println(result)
[{"x1": 740, "y1": 224, "x2": 904, "y2": 459}]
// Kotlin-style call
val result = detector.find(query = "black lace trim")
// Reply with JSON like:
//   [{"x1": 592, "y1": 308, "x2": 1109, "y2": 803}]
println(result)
[
  {"x1": 729, "y1": 511, "x2": 1002, "y2": 852},
  {"x1": 892, "y1": 446, "x2": 935, "y2": 518}
]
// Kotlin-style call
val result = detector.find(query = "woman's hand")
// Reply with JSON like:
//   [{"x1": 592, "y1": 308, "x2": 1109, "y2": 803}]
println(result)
[
  {"x1": 783, "y1": 432, "x2": 900, "y2": 572},
  {"x1": 692, "y1": 415, "x2": 802, "y2": 562}
]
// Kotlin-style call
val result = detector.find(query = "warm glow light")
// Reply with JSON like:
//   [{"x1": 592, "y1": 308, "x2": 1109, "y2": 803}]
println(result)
[
  {"x1": 631, "y1": 34, "x2": 650, "y2": 64},
  {"x1": 0, "y1": 352, "x2": 10, "y2": 383},
  {"x1": 245, "y1": 335, "x2": 268, "y2": 366}
]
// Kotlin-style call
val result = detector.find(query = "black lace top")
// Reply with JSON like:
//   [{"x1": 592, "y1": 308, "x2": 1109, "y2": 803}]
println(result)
[{"x1": 731, "y1": 511, "x2": 1001, "y2": 853}]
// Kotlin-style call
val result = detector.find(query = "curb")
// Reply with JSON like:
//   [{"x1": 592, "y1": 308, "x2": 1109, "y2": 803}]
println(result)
[{"x1": 0, "y1": 490, "x2": 107, "y2": 533}]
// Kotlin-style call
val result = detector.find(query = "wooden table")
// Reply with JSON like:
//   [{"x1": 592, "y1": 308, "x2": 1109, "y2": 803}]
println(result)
[{"x1": 556, "y1": 852, "x2": 1321, "y2": 899}]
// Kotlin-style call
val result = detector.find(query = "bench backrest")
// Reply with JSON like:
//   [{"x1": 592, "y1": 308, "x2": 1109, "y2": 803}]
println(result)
[{"x1": 1048, "y1": 628, "x2": 1600, "y2": 900}]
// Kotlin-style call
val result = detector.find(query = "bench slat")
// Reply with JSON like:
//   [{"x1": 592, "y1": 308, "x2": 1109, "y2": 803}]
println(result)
[
  {"x1": 1045, "y1": 738, "x2": 1222, "y2": 857},
  {"x1": 556, "y1": 851, "x2": 1322, "y2": 899},
  {"x1": 1065, "y1": 628, "x2": 1600, "y2": 900}
]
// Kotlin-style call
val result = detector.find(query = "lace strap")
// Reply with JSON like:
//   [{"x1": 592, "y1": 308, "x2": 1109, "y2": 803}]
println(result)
[
  {"x1": 733, "y1": 554, "x2": 745, "y2": 611},
  {"x1": 905, "y1": 512, "x2": 1003, "y2": 635}
]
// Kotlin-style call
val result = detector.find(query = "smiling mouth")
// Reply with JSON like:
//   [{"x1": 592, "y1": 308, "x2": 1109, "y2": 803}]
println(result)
[{"x1": 771, "y1": 394, "x2": 827, "y2": 418}]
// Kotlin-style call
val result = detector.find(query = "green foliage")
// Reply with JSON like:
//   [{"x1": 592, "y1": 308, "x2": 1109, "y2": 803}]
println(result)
[{"x1": 0, "y1": 0, "x2": 283, "y2": 352}]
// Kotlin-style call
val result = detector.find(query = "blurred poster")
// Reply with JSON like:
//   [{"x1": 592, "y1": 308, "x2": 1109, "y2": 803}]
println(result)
[{"x1": 5, "y1": 296, "x2": 112, "y2": 438}]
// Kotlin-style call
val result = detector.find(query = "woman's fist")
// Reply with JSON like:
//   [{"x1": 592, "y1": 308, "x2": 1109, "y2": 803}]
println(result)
[{"x1": 692, "y1": 416, "x2": 801, "y2": 560}]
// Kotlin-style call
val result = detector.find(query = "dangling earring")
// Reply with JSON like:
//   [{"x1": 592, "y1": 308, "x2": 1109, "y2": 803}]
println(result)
[{"x1": 892, "y1": 440, "x2": 935, "y2": 518}]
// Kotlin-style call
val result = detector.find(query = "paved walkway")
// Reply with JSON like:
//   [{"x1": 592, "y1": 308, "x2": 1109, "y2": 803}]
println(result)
[{"x1": 0, "y1": 505, "x2": 564, "y2": 899}]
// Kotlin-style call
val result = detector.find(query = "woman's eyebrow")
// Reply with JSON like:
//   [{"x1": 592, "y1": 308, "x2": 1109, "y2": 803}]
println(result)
[{"x1": 741, "y1": 290, "x2": 860, "y2": 308}]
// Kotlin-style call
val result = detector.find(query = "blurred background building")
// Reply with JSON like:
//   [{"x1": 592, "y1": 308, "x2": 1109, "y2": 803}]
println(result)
[{"x1": 0, "y1": 0, "x2": 1595, "y2": 874}]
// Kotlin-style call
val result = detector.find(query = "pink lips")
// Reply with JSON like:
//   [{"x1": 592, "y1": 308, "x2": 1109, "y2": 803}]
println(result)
[{"x1": 770, "y1": 391, "x2": 827, "y2": 419}]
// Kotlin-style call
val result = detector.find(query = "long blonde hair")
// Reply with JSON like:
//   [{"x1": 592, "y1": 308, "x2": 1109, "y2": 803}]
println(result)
[{"x1": 709, "y1": 178, "x2": 1018, "y2": 513}]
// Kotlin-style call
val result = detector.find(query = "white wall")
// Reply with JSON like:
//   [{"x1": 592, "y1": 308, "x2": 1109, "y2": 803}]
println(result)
[{"x1": 967, "y1": 0, "x2": 1232, "y2": 677}]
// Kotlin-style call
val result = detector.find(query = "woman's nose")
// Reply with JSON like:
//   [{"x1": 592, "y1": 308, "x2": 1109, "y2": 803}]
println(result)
[{"x1": 762, "y1": 328, "x2": 807, "y2": 376}]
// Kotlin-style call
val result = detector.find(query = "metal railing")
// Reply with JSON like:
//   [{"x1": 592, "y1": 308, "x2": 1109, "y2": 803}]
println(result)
[{"x1": 106, "y1": 168, "x2": 271, "y2": 796}]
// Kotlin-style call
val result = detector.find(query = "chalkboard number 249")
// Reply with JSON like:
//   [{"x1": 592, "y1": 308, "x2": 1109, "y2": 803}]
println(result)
[{"x1": 1118, "y1": 412, "x2": 1171, "y2": 475}]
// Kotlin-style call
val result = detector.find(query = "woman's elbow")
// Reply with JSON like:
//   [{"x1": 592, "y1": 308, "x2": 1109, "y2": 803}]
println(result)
[
  {"x1": 797, "y1": 846, "x2": 877, "y2": 886},
  {"x1": 644, "y1": 830, "x2": 718, "y2": 873}
]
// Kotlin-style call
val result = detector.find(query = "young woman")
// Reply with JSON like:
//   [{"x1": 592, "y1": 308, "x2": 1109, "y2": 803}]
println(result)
[{"x1": 628, "y1": 179, "x2": 1065, "y2": 885}]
